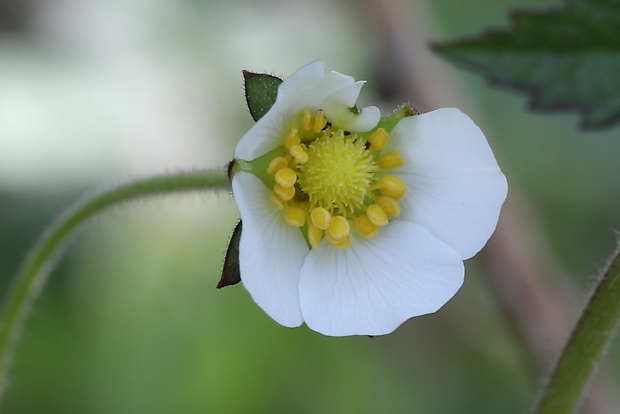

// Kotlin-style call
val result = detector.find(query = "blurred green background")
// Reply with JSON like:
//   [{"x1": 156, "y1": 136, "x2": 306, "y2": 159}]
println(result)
[{"x1": 1, "y1": 0, "x2": 619, "y2": 413}]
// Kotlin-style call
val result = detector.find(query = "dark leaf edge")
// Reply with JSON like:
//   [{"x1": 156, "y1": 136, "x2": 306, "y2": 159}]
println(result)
[
  {"x1": 430, "y1": 1, "x2": 620, "y2": 130},
  {"x1": 217, "y1": 220, "x2": 242, "y2": 289}
]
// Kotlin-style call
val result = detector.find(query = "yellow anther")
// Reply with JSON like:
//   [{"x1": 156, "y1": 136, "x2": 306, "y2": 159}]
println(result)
[
  {"x1": 378, "y1": 150, "x2": 404, "y2": 170},
  {"x1": 326, "y1": 216, "x2": 350, "y2": 241},
  {"x1": 270, "y1": 192, "x2": 285, "y2": 209},
  {"x1": 274, "y1": 183, "x2": 295, "y2": 201},
  {"x1": 300, "y1": 109, "x2": 313, "y2": 131},
  {"x1": 310, "y1": 207, "x2": 331, "y2": 230},
  {"x1": 380, "y1": 175, "x2": 406, "y2": 200},
  {"x1": 313, "y1": 110, "x2": 327, "y2": 133},
  {"x1": 366, "y1": 204, "x2": 389, "y2": 226},
  {"x1": 267, "y1": 156, "x2": 288, "y2": 175},
  {"x1": 274, "y1": 167, "x2": 297, "y2": 188},
  {"x1": 376, "y1": 196, "x2": 401, "y2": 216},
  {"x1": 289, "y1": 144, "x2": 309, "y2": 164},
  {"x1": 369, "y1": 128, "x2": 388, "y2": 151},
  {"x1": 326, "y1": 232, "x2": 352, "y2": 249},
  {"x1": 354, "y1": 215, "x2": 378, "y2": 239},
  {"x1": 284, "y1": 206, "x2": 305, "y2": 227},
  {"x1": 284, "y1": 129, "x2": 300, "y2": 150},
  {"x1": 308, "y1": 223, "x2": 323, "y2": 249}
]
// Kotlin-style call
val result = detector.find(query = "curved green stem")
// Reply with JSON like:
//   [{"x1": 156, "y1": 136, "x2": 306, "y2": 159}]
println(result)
[
  {"x1": 534, "y1": 241, "x2": 620, "y2": 414},
  {"x1": 0, "y1": 169, "x2": 230, "y2": 398}
]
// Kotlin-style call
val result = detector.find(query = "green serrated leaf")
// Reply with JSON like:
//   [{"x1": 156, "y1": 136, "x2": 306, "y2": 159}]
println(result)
[
  {"x1": 217, "y1": 220, "x2": 242, "y2": 289},
  {"x1": 243, "y1": 71, "x2": 283, "y2": 122},
  {"x1": 432, "y1": 0, "x2": 620, "y2": 130}
]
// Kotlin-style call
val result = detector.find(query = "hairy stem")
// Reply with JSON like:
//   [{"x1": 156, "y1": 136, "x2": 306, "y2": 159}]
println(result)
[
  {"x1": 0, "y1": 169, "x2": 230, "y2": 398},
  {"x1": 534, "y1": 241, "x2": 620, "y2": 414}
]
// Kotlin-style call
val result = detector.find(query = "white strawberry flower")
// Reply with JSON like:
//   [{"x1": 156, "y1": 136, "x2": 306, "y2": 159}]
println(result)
[{"x1": 231, "y1": 60, "x2": 507, "y2": 336}]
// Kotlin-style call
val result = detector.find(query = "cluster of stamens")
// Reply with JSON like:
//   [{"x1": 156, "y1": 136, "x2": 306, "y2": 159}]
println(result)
[{"x1": 266, "y1": 109, "x2": 407, "y2": 249}]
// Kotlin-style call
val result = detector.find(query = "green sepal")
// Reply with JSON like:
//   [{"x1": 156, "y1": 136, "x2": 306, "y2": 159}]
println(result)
[
  {"x1": 243, "y1": 71, "x2": 283, "y2": 122},
  {"x1": 355, "y1": 103, "x2": 418, "y2": 142},
  {"x1": 377, "y1": 104, "x2": 418, "y2": 133},
  {"x1": 217, "y1": 220, "x2": 242, "y2": 289}
]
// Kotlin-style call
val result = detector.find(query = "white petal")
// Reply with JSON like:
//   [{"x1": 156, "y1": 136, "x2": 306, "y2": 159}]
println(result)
[
  {"x1": 235, "y1": 61, "x2": 362, "y2": 160},
  {"x1": 234, "y1": 103, "x2": 290, "y2": 160},
  {"x1": 282, "y1": 70, "x2": 357, "y2": 118},
  {"x1": 388, "y1": 108, "x2": 508, "y2": 259},
  {"x1": 322, "y1": 82, "x2": 381, "y2": 131},
  {"x1": 325, "y1": 80, "x2": 365, "y2": 108},
  {"x1": 232, "y1": 172, "x2": 307, "y2": 327},
  {"x1": 332, "y1": 104, "x2": 381, "y2": 132},
  {"x1": 319, "y1": 70, "x2": 356, "y2": 94},
  {"x1": 299, "y1": 222, "x2": 464, "y2": 336},
  {"x1": 276, "y1": 60, "x2": 326, "y2": 101}
]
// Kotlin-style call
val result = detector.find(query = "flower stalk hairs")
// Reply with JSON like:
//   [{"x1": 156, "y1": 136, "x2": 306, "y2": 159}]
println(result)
[{"x1": 224, "y1": 60, "x2": 507, "y2": 337}]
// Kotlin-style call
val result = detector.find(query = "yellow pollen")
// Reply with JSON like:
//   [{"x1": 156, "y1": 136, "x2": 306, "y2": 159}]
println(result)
[
  {"x1": 366, "y1": 204, "x2": 389, "y2": 226},
  {"x1": 274, "y1": 183, "x2": 295, "y2": 201},
  {"x1": 326, "y1": 216, "x2": 350, "y2": 240},
  {"x1": 378, "y1": 150, "x2": 404, "y2": 169},
  {"x1": 267, "y1": 156, "x2": 288, "y2": 175},
  {"x1": 354, "y1": 215, "x2": 378, "y2": 239},
  {"x1": 289, "y1": 144, "x2": 308, "y2": 164},
  {"x1": 380, "y1": 176, "x2": 407, "y2": 200},
  {"x1": 284, "y1": 129, "x2": 300, "y2": 150},
  {"x1": 284, "y1": 206, "x2": 305, "y2": 227},
  {"x1": 310, "y1": 207, "x2": 331, "y2": 230},
  {"x1": 376, "y1": 196, "x2": 401, "y2": 216},
  {"x1": 370, "y1": 128, "x2": 388, "y2": 151},
  {"x1": 274, "y1": 167, "x2": 297, "y2": 188}
]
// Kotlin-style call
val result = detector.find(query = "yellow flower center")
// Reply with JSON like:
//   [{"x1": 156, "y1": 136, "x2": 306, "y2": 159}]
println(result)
[
  {"x1": 298, "y1": 130, "x2": 375, "y2": 215},
  {"x1": 266, "y1": 109, "x2": 407, "y2": 249}
]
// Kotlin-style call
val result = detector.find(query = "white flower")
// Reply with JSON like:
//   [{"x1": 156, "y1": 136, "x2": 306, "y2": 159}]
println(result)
[{"x1": 232, "y1": 60, "x2": 507, "y2": 336}]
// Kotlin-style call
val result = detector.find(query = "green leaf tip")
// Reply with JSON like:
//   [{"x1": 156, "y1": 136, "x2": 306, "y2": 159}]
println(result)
[
  {"x1": 243, "y1": 70, "x2": 283, "y2": 122},
  {"x1": 432, "y1": 0, "x2": 620, "y2": 130},
  {"x1": 217, "y1": 220, "x2": 242, "y2": 289}
]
